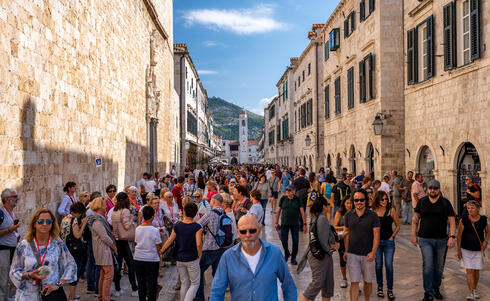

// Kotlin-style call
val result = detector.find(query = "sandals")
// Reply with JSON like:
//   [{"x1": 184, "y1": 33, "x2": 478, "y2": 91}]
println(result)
[
  {"x1": 387, "y1": 290, "x2": 395, "y2": 300},
  {"x1": 377, "y1": 288, "x2": 384, "y2": 298}
]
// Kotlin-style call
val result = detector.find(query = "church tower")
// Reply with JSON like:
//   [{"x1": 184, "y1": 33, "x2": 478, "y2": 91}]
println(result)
[{"x1": 239, "y1": 109, "x2": 249, "y2": 164}]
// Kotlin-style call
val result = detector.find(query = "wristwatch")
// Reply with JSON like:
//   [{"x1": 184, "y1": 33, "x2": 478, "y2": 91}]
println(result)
[
  {"x1": 449, "y1": 235, "x2": 456, "y2": 239},
  {"x1": 55, "y1": 280, "x2": 62, "y2": 288}
]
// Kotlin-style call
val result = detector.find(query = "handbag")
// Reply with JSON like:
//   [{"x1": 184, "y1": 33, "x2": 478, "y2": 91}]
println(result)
[
  {"x1": 65, "y1": 219, "x2": 85, "y2": 257},
  {"x1": 471, "y1": 221, "x2": 486, "y2": 263},
  {"x1": 28, "y1": 240, "x2": 68, "y2": 301},
  {"x1": 161, "y1": 241, "x2": 177, "y2": 262}
]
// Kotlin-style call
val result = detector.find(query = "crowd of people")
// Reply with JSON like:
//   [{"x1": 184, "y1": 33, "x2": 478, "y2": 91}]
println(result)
[{"x1": 0, "y1": 163, "x2": 487, "y2": 301}]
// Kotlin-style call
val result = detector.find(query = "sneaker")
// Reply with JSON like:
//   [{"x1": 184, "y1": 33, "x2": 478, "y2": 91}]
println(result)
[
  {"x1": 422, "y1": 292, "x2": 434, "y2": 301},
  {"x1": 74, "y1": 295, "x2": 81, "y2": 300},
  {"x1": 473, "y1": 290, "x2": 480, "y2": 299},
  {"x1": 131, "y1": 291, "x2": 139, "y2": 297},
  {"x1": 466, "y1": 293, "x2": 475, "y2": 301},
  {"x1": 114, "y1": 290, "x2": 122, "y2": 297},
  {"x1": 433, "y1": 289, "x2": 443, "y2": 300},
  {"x1": 340, "y1": 280, "x2": 348, "y2": 288}
]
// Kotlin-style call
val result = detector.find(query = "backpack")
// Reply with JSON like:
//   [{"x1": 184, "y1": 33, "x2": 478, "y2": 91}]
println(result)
[
  {"x1": 206, "y1": 209, "x2": 233, "y2": 248},
  {"x1": 309, "y1": 215, "x2": 326, "y2": 260},
  {"x1": 307, "y1": 189, "x2": 318, "y2": 208},
  {"x1": 323, "y1": 183, "x2": 332, "y2": 199},
  {"x1": 65, "y1": 218, "x2": 85, "y2": 257}
]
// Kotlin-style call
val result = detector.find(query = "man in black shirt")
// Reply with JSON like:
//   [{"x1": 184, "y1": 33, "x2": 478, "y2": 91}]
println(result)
[
  {"x1": 344, "y1": 189, "x2": 380, "y2": 301},
  {"x1": 411, "y1": 179, "x2": 456, "y2": 301},
  {"x1": 332, "y1": 175, "x2": 352, "y2": 219},
  {"x1": 293, "y1": 169, "x2": 310, "y2": 228},
  {"x1": 464, "y1": 177, "x2": 481, "y2": 205}
]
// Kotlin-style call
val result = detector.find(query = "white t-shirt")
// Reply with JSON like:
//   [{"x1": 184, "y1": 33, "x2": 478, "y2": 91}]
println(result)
[
  {"x1": 138, "y1": 178, "x2": 147, "y2": 194},
  {"x1": 134, "y1": 225, "x2": 162, "y2": 262},
  {"x1": 248, "y1": 204, "x2": 264, "y2": 225},
  {"x1": 107, "y1": 207, "x2": 114, "y2": 226},
  {"x1": 194, "y1": 169, "x2": 203, "y2": 180},
  {"x1": 265, "y1": 170, "x2": 273, "y2": 180},
  {"x1": 241, "y1": 246, "x2": 262, "y2": 274},
  {"x1": 379, "y1": 181, "x2": 391, "y2": 195},
  {"x1": 144, "y1": 180, "x2": 156, "y2": 194}
]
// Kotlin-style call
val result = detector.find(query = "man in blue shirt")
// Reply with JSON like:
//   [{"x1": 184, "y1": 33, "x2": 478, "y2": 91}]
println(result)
[{"x1": 210, "y1": 214, "x2": 297, "y2": 301}]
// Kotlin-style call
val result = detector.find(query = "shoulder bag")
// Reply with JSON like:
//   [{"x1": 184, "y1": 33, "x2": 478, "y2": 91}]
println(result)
[
  {"x1": 309, "y1": 215, "x2": 326, "y2": 260},
  {"x1": 65, "y1": 218, "x2": 85, "y2": 257},
  {"x1": 470, "y1": 220, "x2": 486, "y2": 263}
]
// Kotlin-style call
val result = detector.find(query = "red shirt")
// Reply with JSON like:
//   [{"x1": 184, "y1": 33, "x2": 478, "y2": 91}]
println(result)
[{"x1": 172, "y1": 185, "x2": 184, "y2": 210}]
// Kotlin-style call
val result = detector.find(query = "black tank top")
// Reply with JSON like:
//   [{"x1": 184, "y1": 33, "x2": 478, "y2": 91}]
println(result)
[{"x1": 378, "y1": 208, "x2": 394, "y2": 240}]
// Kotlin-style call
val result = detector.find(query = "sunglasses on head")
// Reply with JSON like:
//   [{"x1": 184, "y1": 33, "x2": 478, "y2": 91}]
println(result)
[
  {"x1": 239, "y1": 228, "x2": 258, "y2": 235},
  {"x1": 428, "y1": 186, "x2": 440, "y2": 190},
  {"x1": 353, "y1": 198, "x2": 365, "y2": 203},
  {"x1": 37, "y1": 219, "x2": 53, "y2": 225}
]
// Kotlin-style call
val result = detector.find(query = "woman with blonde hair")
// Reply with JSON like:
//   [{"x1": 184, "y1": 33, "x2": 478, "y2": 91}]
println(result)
[
  {"x1": 89, "y1": 197, "x2": 117, "y2": 301},
  {"x1": 204, "y1": 180, "x2": 218, "y2": 201},
  {"x1": 10, "y1": 208, "x2": 77, "y2": 300},
  {"x1": 79, "y1": 191, "x2": 91, "y2": 207}
]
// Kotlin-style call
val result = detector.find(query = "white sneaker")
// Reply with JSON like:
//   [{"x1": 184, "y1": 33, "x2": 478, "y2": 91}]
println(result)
[
  {"x1": 114, "y1": 290, "x2": 122, "y2": 297},
  {"x1": 340, "y1": 280, "x2": 348, "y2": 288},
  {"x1": 466, "y1": 293, "x2": 475, "y2": 301},
  {"x1": 473, "y1": 290, "x2": 480, "y2": 299},
  {"x1": 131, "y1": 291, "x2": 139, "y2": 297}
]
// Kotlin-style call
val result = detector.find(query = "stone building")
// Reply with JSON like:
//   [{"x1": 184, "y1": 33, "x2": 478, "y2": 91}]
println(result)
[
  {"x1": 292, "y1": 24, "x2": 325, "y2": 171},
  {"x1": 0, "y1": 0, "x2": 178, "y2": 224},
  {"x1": 174, "y1": 43, "x2": 215, "y2": 170},
  {"x1": 263, "y1": 96, "x2": 279, "y2": 164},
  {"x1": 321, "y1": 0, "x2": 405, "y2": 179},
  {"x1": 275, "y1": 61, "x2": 294, "y2": 168},
  {"x1": 404, "y1": 0, "x2": 489, "y2": 214}
]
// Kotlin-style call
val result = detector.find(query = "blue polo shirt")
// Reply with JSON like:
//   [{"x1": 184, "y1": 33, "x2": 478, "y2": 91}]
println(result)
[{"x1": 210, "y1": 240, "x2": 297, "y2": 301}]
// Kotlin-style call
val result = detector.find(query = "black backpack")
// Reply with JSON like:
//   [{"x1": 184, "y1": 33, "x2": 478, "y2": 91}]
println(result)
[
  {"x1": 309, "y1": 215, "x2": 326, "y2": 260},
  {"x1": 66, "y1": 218, "x2": 85, "y2": 257}
]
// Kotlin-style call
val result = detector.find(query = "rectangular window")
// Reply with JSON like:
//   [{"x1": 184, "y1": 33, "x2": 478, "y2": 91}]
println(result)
[
  {"x1": 324, "y1": 85, "x2": 330, "y2": 119},
  {"x1": 294, "y1": 110, "x2": 297, "y2": 131},
  {"x1": 368, "y1": 54, "x2": 375, "y2": 100},
  {"x1": 308, "y1": 63, "x2": 311, "y2": 76},
  {"x1": 344, "y1": 11, "x2": 356, "y2": 38},
  {"x1": 269, "y1": 104, "x2": 275, "y2": 119},
  {"x1": 268, "y1": 130, "x2": 275, "y2": 145},
  {"x1": 187, "y1": 111, "x2": 198, "y2": 136},
  {"x1": 329, "y1": 28, "x2": 340, "y2": 50},
  {"x1": 359, "y1": 59, "x2": 366, "y2": 102},
  {"x1": 298, "y1": 76, "x2": 301, "y2": 87},
  {"x1": 408, "y1": 16, "x2": 434, "y2": 84},
  {"x1": 360, "y1": 0, "x2": 366, "y2": 22},
  {"x1": 462, "y1": 0, "x2": 471, "y2": 64},
  {"x1": 301, "y1": 103, "x2": 307, "y2": 128},
  {"x1": 277, "y1": 125, "x2": 281, "y2": 141},
  {"x1": 282, "y1": 118, "x2": 289, "y2": 139},
  {"x1": 334, "y1": 77, "x2": 341, "y2": 115},
  {"x1": 285, "y1": 80, "x2": 288, "y2": 99},
  {"x1": 306, "y1": 99, "x2": 313, "y2": 126},
  {"x1": 444, "y1": 2, "x2": 457, "y2": 70},
  {"x1": 324, "y1": 40, "x2": 330, "y2": 61},
  {"x1": 347, "y1": 67, "x2": 354, "y2": 109},
  {"x1": 302, "y1": 70, "x2": 305, "y2": 81}
]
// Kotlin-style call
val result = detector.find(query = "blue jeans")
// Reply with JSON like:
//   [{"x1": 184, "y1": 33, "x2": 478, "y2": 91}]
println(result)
[
  {"x1": 332, "y1": 205, "x2": 340, "y2": 221},
  {"x1": 375, "y1": 239, "x2": 395, "y2": 290},
  {"x1": 195, "y1": 249, "x2": 225, "y2": 301},
  {"x1": 401, "y1": 201, "x2": 412, "y2": 223},
  {"x1": 86, "y1": 240, "x2": 100, "y2": 291},
  {"x1": 418, "y1": 237, "x2": 448, "y2": 294},
  {"x1": 259, "y1": 199, "x2": 268, "y2": 225},
  {"x1": 280, "y1": 225, "x2": 299, "y2": 260}
]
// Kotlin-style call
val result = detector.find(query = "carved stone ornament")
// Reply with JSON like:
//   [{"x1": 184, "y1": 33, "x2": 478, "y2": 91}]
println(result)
[{"x1": 146, "y1": 30, "x2": 161, "y2": 120}]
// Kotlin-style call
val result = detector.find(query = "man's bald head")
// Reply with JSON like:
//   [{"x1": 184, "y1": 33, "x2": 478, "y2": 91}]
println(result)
[
  {"x1": 238, "y1": 214, "x2": 259, "y2": 230},
  {"x1": 164, "y1": 191, "x2": 173, "y2": 199}
]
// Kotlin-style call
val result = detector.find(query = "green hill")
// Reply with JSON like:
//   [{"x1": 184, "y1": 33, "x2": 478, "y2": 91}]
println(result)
[{"x1": 208, "y1": 96, "x2": 264, "y2": 141}]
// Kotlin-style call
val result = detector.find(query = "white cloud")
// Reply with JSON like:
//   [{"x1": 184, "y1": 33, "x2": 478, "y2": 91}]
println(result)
[
  {"x1": 198, "y1": 70, "x2": 218, "y2": 75},
  {"x1": 182, "y1": 4, "x2": 288, "y2": 35},
  {"x1": 250, "y1": 94, "x2": 277, "y2": 116},
  {"x1": 203, "y1": 40, "x2": 226, "y2": 47}
]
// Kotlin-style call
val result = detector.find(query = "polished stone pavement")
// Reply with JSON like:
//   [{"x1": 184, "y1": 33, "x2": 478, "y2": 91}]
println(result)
[{"x1": 77, "y1": 205, "x2": 490, "y2": 301}]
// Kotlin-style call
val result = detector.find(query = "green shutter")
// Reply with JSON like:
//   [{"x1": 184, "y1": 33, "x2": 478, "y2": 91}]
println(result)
[
  {"x1": 325, "y1": 85, "x2": 330, "y2": 119},
  {"x1": 369, "y1": 0, "x2": 375, "y2": 13},
  {"x1": 443, "y1": 2, "x2": 456, "y2": 70},
  {"x1": 407, "y1": 28, "x2": 415, "y2": 84},
  {"x1": 368, "y1": 54, "x2": 374, "y2": 100},
  {"x1": 344, "y1": 19, "x2": 349, "y2": 38},
  {"x1": 347, "y1": 67, "x2": 354, "y2": 109},
  {"x1": 426, "y1": 16, "x2": 434, "y2": 79},
  {"x1": 350, "y1": 11, "x2": 355, "y2": 33},
  {"x1": 470, "y1": 0, "x2": 481, "y2": 61},
  {"x1": 359, "y1": 60, "x2": 366, "y2": 102},
  {"x1": 360, "y1": 1, "x2": 366, "y2": 22}
]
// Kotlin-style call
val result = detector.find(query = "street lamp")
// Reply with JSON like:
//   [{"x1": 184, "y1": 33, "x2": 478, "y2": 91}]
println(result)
[
  {"x1": 372, "y1": 114, "x2": 384, "y2": 135},
  {"x1": 305, "y1": 134, "x2": 311, "y2": 147}
]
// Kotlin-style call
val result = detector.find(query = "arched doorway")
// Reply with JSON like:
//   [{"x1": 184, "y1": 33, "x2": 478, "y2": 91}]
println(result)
[
  {"x1": 456, "y1": 142, "x2": 481, "y2": 215},
  {"x1": 231, "y1": 157, "x2": 238, "y2": 165},
  {"x1": 336, "y1": 154, "x2": 342, "y2": 178},
  {"x1": 327, "y1": 154, "x2": 331, "y2": 169},
  {"x1": 309, "y1": 156, "x2": 313, "y2": 171},
  {"x1": 350, "y1": 145, "x2": 356, "y2": 175},
  {"x1": 366, "y1": 143, "x2": 374, "y2": 179},
  {"x1": 418, "y1": 146, "x2": 435, "y2": 183}
]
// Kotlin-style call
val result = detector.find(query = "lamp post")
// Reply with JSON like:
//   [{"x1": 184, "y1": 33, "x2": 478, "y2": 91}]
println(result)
[
  {"x1": 372, "y1": 114, "x2": 384, "y2": 135},
  {"x1": 305, "y1": 134, "x2": 312, "y2": 147}
]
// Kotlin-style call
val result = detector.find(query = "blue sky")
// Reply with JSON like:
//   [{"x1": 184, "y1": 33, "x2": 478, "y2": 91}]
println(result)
[{"x1": 174, "y1": 0, "x2": 339, "y2": 115}]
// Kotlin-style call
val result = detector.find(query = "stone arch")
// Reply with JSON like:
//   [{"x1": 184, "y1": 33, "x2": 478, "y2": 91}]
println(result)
[
  {"x1": 309, "y1": 155, "x2": 313, "y2": 170},
  {"x1": 454, "y1": 142, "x2": 482, "y2": 215},
  {"x1": 327, "y1": 154, "x2": 331, "y2": 169},
  {"x1": 416, "y1": 145, "x2": 435, "y2": 183},
  {"x1": 336, "y1": 153, "x2": 342, "y2": 178},
  {"x1": 366, "y1": 142, "x2": 375, "y2": 176},
  {"x1": 231, "y1": 157, "x2": 238, "y2": 165}
]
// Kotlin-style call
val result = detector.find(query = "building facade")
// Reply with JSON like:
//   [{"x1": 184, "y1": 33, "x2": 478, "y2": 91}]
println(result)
[
  {"x1": 174, "y1": 44, "x2": 215, "y2": 170},
  {"x1": 239, "y1": 109, "x2": 249, "y2": 163},
  {"x1": 404, "y1": 0, "x2": 489, "y2": 214},
  {"x1": 0, "y1": 0, "x2": 178, "y2": 224}
]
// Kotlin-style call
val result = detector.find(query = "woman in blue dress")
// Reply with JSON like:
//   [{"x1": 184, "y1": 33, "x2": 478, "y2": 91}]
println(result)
[{"x1": 10, "y1": 208, "x2": 77, "y2": 300}]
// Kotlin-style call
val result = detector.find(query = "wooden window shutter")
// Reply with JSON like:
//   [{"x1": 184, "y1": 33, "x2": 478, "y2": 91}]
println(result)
[
  {"x1": 325, "y1": 85, "x2": 330, "y2": 119},
  {"x1": 369, "y1": 0, "x2": 375, "y2": 13},
  {"x1": 470, "y1": 0, "x2": 481, "y2": 61},
  {"x1": 350, "y1": 12, "x2": 356, "y2": 33},
  {"x1": 344, "y1": 19, "x2": 349, "y2": 38},
  {"x1": 335, "y1": 77, "x2": 341, "y2": 114},
  {"x1": 360, "y1": 1, "x2": 366, "y2": 22},
  {"x1": 359, "y1": 60, "x2": 366, "y2": 102},
  {"x1": 443, "y1": 2, "x2": 456, "y2": 70},
  {"x1": 426, "y1": 16, "x2": 434, "y2": 79},
  {"x1": 368, "y1": 54, "x2": 374, "y2": 100},
  {"x1": 347, "y1": 67, "x2": 354, "y2": 109},
  {"x1": 407, "y1": 28, "x2": 415, "y2": 84}
]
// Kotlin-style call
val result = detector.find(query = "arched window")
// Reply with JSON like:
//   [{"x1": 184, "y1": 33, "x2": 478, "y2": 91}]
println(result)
[
  {"x1": 350, "y1": 145, "x2": 356, "y2": 175},
  {"x1": 418, "y1": 146, "x2": 435, "y2": 183},
  {"x1": 456, "y1": 142, "x2": 481, "y2": 215},
  {"x1": 327, "y1": 154, "x2": 331, "y2": 169},
  {"x1": 336, "y1": 154, "x2": 342, "y2": 178},
  {"x1": 366, "y1": 143, "x2": 374, "y2": 177}
]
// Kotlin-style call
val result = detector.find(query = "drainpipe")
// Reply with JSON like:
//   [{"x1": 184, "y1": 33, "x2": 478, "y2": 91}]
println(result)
[
  {"x1": 315, "y1": 41, "x2": 321, "y2": 171},
  {"x1": 179, "y1": 54, "x2": 186, "y2": 175}
]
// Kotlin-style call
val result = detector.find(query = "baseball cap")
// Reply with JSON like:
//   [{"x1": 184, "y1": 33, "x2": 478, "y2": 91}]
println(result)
[
  {"x1": 286, "y1": 185, "x2": 295, "y2": 191},
  {"x1": 229, "y1": 178, "x2": 237, "y2": 183},
  {"x1": 427, "y1": 179, "x2": 440, "y2": 189}
]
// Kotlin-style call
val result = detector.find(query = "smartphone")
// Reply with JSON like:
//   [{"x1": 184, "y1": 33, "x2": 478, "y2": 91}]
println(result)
[{"x1": 14, "y1": 219, "x2": 19, "y2": 225}]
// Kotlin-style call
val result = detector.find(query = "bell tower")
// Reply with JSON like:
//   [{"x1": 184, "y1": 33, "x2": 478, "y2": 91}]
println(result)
[{"x1": 239, "y1": 109, "x2": 249, "y2": 164}]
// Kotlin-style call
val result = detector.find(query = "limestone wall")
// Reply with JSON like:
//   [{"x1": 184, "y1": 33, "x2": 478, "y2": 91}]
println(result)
[{"x1": 0, "y1": 0, "x2": 177, "y2": 225}]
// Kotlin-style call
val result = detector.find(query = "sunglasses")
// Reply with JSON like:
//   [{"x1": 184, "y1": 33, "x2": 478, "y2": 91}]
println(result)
[
  {"x1": 353, "y1": 198, "x2": 366, "y2": 203},
  {"x1": 108, "y1": 190, "x2": 116, "y2": 193},
  {"x1": 194, "y1": 195, "x2": 202, "y2": 198},
  {"x1": 37, "y1": 219, "x2": 53, "y2": 225},
  {"x1": 382, "y1": 197, "x2": 389, "y2": 201},
  {"x1": 428, "y1": 186, "x2": 440, "y2": 190},
  {"x1": 238, "y1": 228, "x2": 258, "y2": 235},
  {"x1": 9, "y1": 195, "x2": 19, "y2": 199}
]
